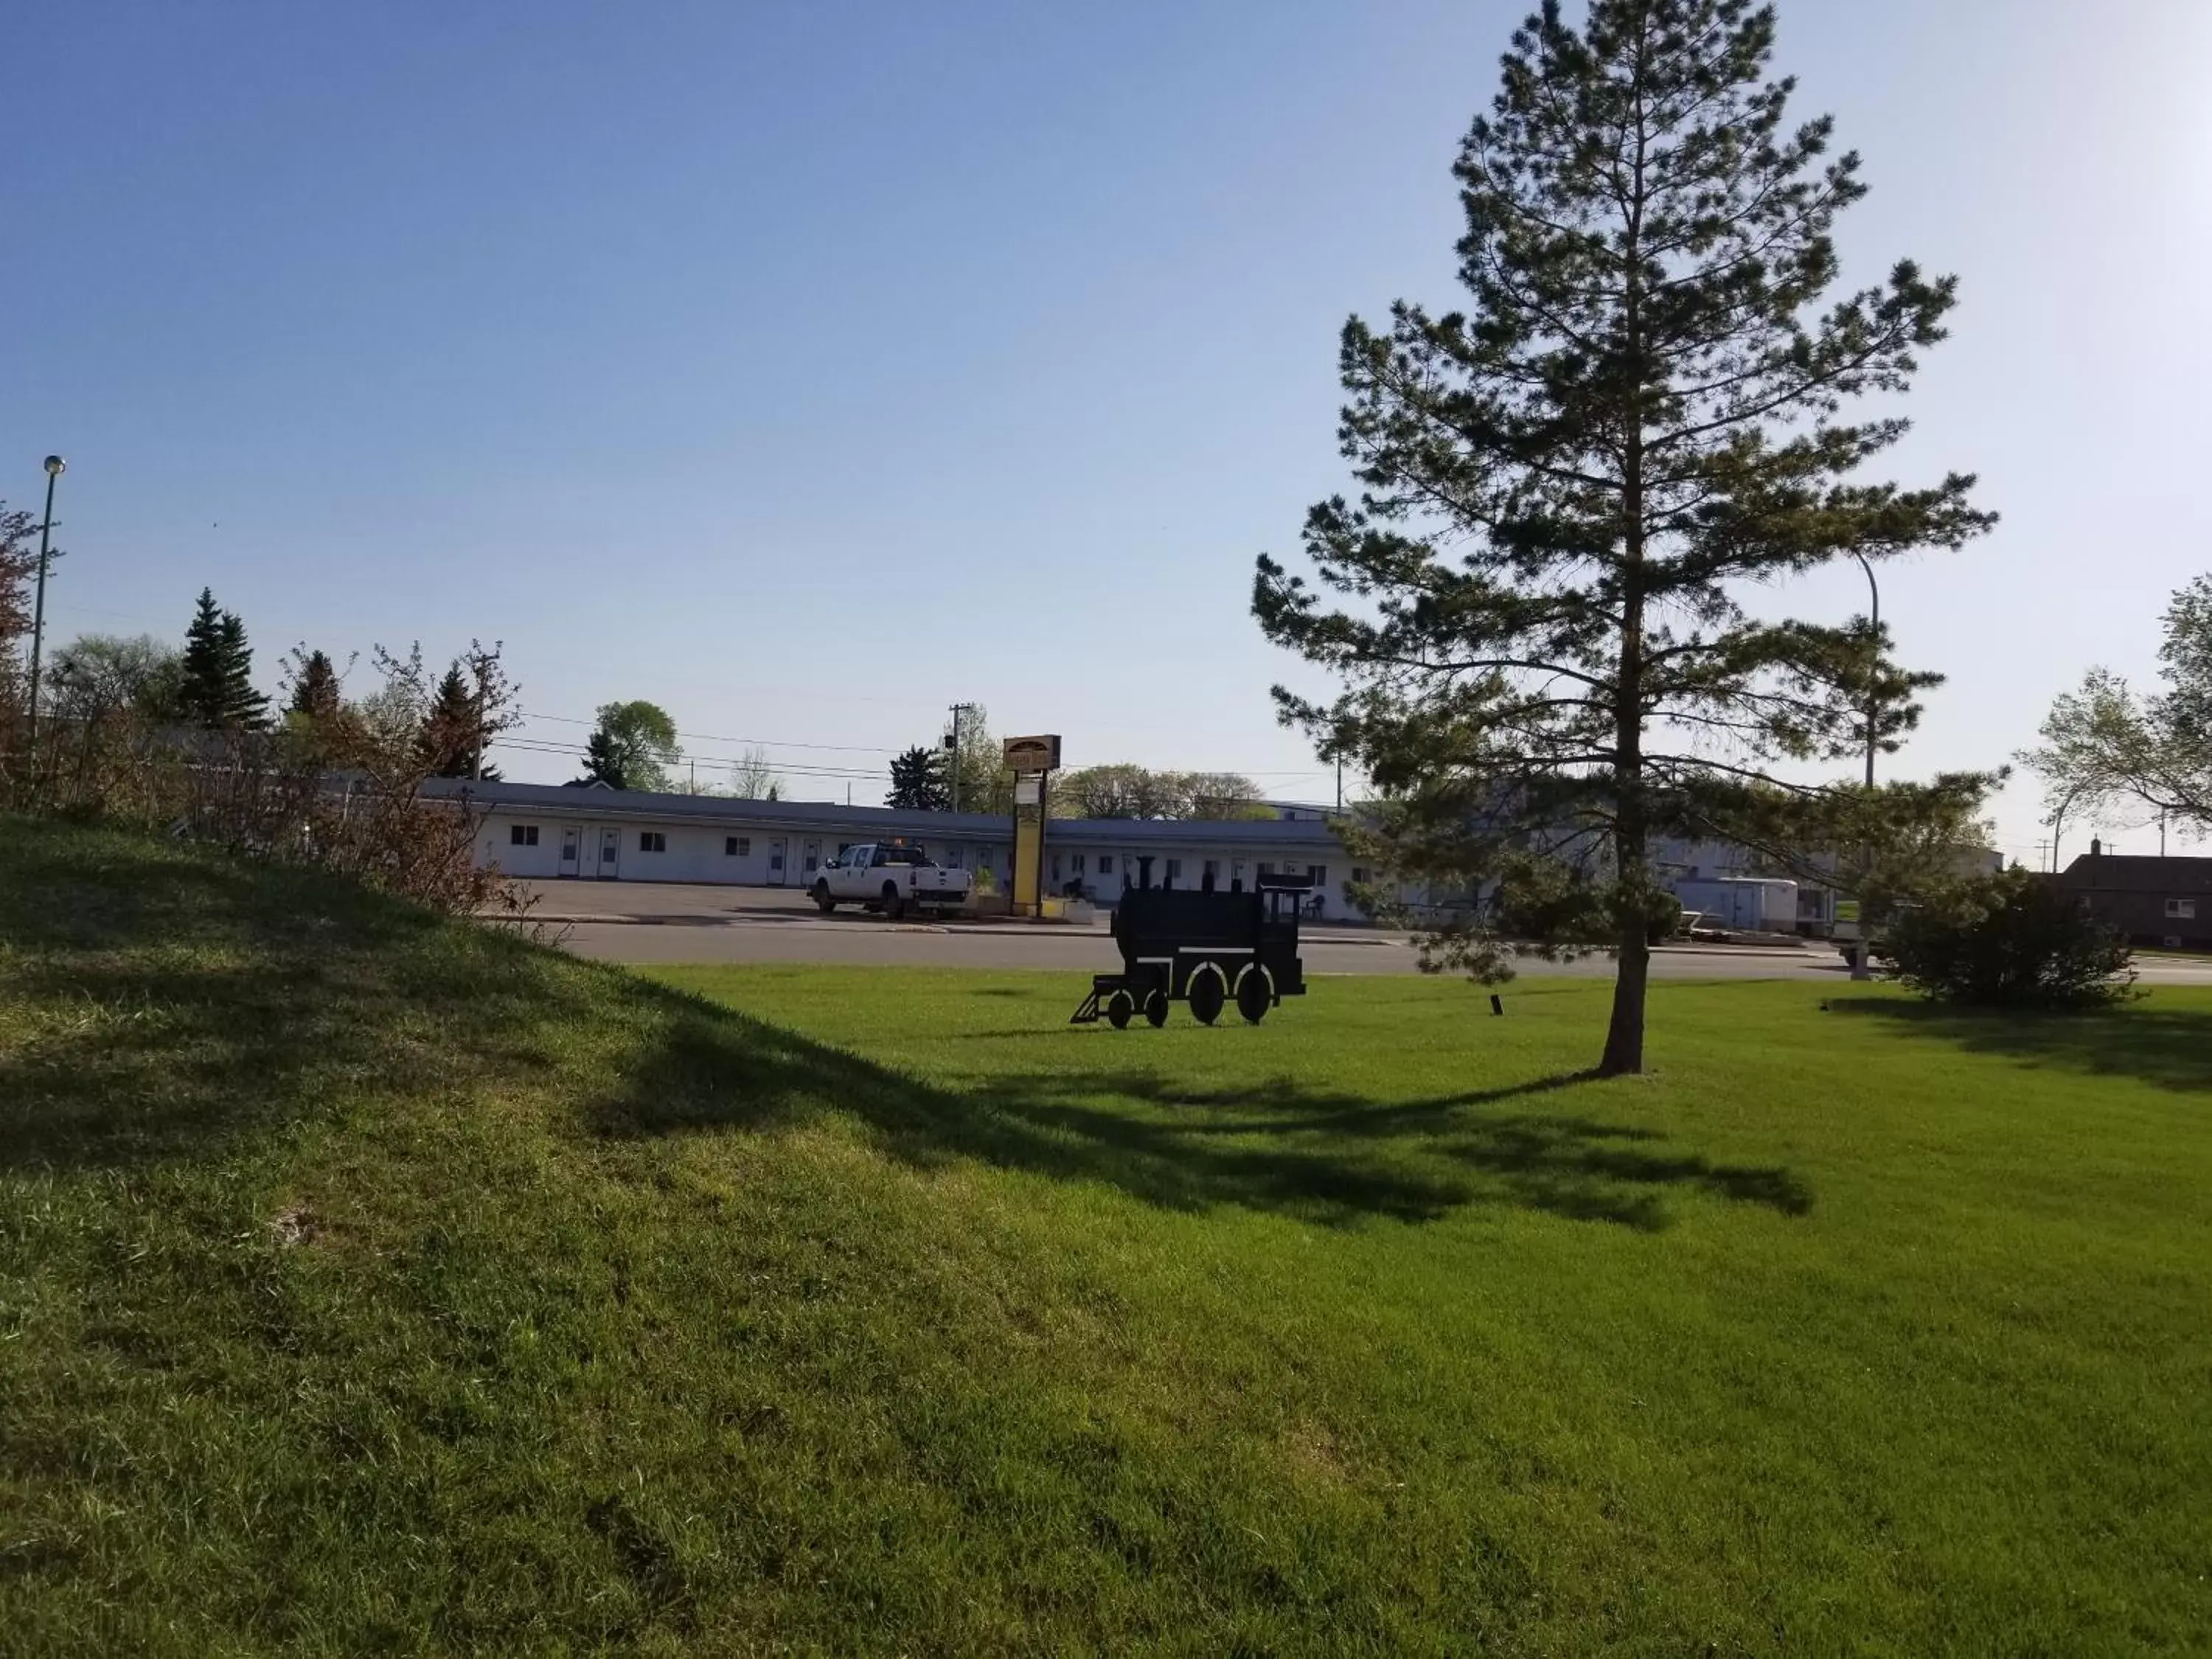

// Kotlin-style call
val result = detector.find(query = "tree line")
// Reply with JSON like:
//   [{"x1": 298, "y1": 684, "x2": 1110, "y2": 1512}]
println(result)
[{"x1": 883, "y1": 710, "x2": 1268, "y2": 821}]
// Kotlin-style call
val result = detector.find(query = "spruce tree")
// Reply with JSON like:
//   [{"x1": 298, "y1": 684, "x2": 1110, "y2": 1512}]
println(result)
[
  {"x1": 572, "y1": 728, "x2": 628, "y2": 790},
  {"x1": 417, "y1": 662, "x2": 499, "y2": 779},
  {"x1": 1254, "y1": 0, "x2": 1993, "y2": 1074},
  {"x1": 887, "y1": 744, "x2": 951, "y2": 811},
  {"x1": 178, "y1": 588, "x2": 270, "y2": 730},
  {"x1": 288, "y1": 650, "x2": 343, "y2": 721}
]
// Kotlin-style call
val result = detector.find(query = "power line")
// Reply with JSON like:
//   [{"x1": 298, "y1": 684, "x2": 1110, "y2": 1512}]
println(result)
[{"x1": 515, "y1": 709, "x2": 899, "y2": 755}]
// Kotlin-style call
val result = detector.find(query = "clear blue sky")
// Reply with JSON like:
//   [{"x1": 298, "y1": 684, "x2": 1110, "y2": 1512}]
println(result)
[{"x1": 7, "y1": 0, "x2": 2209, "y2": 861}]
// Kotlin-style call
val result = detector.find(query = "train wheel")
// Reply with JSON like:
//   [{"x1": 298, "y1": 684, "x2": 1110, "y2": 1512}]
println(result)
[
  {"x1": 1188, "y1": 968, "x2": 1225, "y2": 1026},
  {"x1": 1237, "y1": 967, "x2": 1273, "y2": 1025},
  {"x1": 1143, "y1": 990, "x2": 1169, "y2": 1028},
  {"x1": 1107, "y1": 990, "x2": 1134, "y2": 1030}
]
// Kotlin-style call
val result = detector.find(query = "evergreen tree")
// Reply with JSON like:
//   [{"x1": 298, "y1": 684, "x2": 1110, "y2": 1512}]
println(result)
[
  {"x1": 417, "y1": 661, "x2": 500, "y2": 780},
  {"x1": 288, "y1": 650, "x2": 344, "y2": 721},
  {"x1": 887, "y1": 744, "x2": 951, "y2": 811},
  {"x1": 1253, "y1": 0, "x2": 1993, "y2": 1074},
  {"x1": 177, "y1": 588, "x2": 269, "y2": 729},
  {"x1": 571, "y1": 728, "x2": 628, "y2": 790}
]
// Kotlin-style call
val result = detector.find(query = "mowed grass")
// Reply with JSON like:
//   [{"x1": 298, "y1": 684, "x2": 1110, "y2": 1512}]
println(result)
[{"x1": 2, "y1": 819, "x2": 2208, "y2": 1655}]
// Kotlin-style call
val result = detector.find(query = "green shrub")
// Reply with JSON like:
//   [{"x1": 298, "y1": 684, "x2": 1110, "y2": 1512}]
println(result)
[{"x1": 1876, "y1": 867, "x2": 2135, "y2": 1009}]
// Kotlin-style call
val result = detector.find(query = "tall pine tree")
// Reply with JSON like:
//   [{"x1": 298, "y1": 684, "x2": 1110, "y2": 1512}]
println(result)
[
  {"x1": 178, "y1": 588, "x2": 270, "y2": 730},
  {"x1": 287, "y1": 650, "x2": 343, "y2": 721},
  {"x1": 1255, "y1": 0, "x2": 1993, "y2": 1074},
  {"x1": 886, "y1": 744, "x2": 951, "y2": 811},
  {"x1": 571, "y1": 728, "x2": 628, "y2": 790},
  {"x1": 417, "y1": 661, "x2": 501, "y2": 780}
]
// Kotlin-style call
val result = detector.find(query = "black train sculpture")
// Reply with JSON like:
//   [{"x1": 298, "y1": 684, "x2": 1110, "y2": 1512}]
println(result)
[{"x1": 1071, "y1": 856, "x2": 1311, "y2": 1028}]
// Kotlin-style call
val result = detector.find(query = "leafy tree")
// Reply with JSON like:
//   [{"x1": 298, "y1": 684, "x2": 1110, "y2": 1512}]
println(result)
[
  {"x1": 572, "y1": 728, "x2": 629, "y2": 790},
  {"x1": 2025, "y1": 574, "x2": 2212, "y2": 840},
  {"x1": 1052, "y1": 765, "x2": 1269, "y2": 820},
  {"x1": 1877, "y1": 866, "x2": 2135, "y2": 1009},
  {"x1": 590, "y1": 700, "x2": 680, "y2": 793},
  {"x1": 1054, "y1": 764, "x2": 1166, "y2": 819},
  {"x1": 947, "y1": 705, "x2": 1016, "y2": 815},
  {"x1": 1183, "y1": 771, "x2": 1268, "y2": 820},
  {"x1": 888, "y1": 744, "x2": 951, "y2": 811},
  {"x1": 0, "y1": 501, "x2": 41, "y2": 725},
  {"x1": 728, "y1": 743, "x2": 783, "y2": 801},
  {"x1": 46, "y1": 633, "x2": 184, "y2": 725},
  {"x1": 176, "y1": 588, "x2": 270, "y2": 730},
  {"x1": 1253, "y1": 0, "x2": 1992, "y2": 1074}
]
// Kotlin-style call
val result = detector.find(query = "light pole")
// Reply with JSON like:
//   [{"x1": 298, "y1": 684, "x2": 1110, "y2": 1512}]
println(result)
[
  {"x1": 1854, "y1": 551, "x2": 1879, "y2": 788},
  {"x1": 26, "y1": 456, "x2": 65, "y2": 731},
  {"x1": 1848, "y1": 552, "x2": 1880, "y2": 979}
]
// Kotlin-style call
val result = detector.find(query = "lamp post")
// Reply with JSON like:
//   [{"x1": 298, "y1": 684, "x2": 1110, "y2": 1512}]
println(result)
[
  {"x1": 1854, "y1": 551, "x2": 1879, "y2": 788},
  {"x1": 26, "y1": 456, "x2": 65, "y2": 731},
  {"x1": 1848, "y1": 552, "x2": 1880, "y2": 979}
]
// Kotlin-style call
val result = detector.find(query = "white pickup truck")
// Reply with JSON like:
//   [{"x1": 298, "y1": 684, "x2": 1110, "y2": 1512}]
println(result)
[{"x1": 812, "y1": 842, "x2": 972, "y2": 919}]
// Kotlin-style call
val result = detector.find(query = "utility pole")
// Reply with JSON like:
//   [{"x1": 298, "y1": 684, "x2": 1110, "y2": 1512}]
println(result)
[
  {"x1": 1335, "y1": 756, "x2": 1343, "y2": 813},
  {"x1": 947, "y1": 701, "x2": 976, "y2": 813},
  {"x1": 2160, "y1": 811, "x2": 2168, "y2": 858},
  {"x1": 26, "y1": 456, "x2": 65, "y2": 730}
]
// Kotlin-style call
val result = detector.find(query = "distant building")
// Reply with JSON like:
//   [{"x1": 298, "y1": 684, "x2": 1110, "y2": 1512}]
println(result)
[
  {"x1": 2053, "y1": 844, "x2": 2212, "y2": 950},
  {"x1": 425, "y1": 779, "x2": 1363, "y2": 919}
]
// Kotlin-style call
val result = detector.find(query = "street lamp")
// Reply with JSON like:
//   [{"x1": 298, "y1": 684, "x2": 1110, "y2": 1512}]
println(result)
[
  {"x1": 26, "y1": 456, "x2": 65, "y2": 730},
  {"x1": 1847, "y1": 552, "x2": 1880, "y2": 980},
  {"x1": 1853, "y1": 551, "x2": 1879, "y2": 788}
]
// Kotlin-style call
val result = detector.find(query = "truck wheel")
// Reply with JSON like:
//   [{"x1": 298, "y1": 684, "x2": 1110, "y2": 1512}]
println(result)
[
  {"x1": 1187, "y1": 967, "x2": 1225, "y2": 1026},
  {"x1": 1237, "y1": 967, "x2": 1272, "y2": 1025},
  {"x1": 1106, "y1": 990, "x2": 1134, "y2": 1030},
  {"x1": 813, "y1": 880, "x2": 836, "y2": 914},
  {"x1": 1143, "y1": 990, "x2": 1169, "y2": 1029},
  {"x1": 881, "y1": 881, "x2": 905, "y2": 920}
]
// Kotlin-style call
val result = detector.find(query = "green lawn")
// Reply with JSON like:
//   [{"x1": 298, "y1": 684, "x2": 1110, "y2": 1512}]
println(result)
[{"x1": 3, "y1": 818, "x2": 2208, "y2": 1655}]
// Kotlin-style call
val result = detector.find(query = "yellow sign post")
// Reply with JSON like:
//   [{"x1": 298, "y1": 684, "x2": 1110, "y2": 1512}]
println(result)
[{"x1": 1004, "y1": 737, "x2": 1060, "y2": 919}]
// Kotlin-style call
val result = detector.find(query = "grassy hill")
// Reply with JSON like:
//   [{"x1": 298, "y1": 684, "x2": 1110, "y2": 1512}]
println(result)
[{"x1": 3, "y1": 818, "x2": 2208, "y2": 1655}]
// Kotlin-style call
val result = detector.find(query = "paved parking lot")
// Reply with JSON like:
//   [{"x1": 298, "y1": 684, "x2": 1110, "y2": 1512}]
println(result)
[
  {"x1": 500, "y1": 880, "x2": 2212, "y2": 985},
  {"x1": 506, "y1": 880, "x2": 1859, "y2": 978}
]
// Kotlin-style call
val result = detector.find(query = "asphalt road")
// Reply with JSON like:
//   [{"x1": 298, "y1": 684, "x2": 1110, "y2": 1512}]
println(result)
[{"x1": 505, "y1": 879, "x2": 2203, "y2": 984}]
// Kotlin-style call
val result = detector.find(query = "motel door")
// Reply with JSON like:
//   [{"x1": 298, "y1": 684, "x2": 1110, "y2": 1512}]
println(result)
[
  {"x1": 766, "y1": 838, "x2": 788, "y2": 886},
  {"x1": 801, "y1": 839, "x2": 821, "y2": 878},
  {"x1": 557, "y1": 827, "x2": 581, "y2": 877},
  {"x1": 595, "y1": 826, "x2": 620, "y2": 880}
]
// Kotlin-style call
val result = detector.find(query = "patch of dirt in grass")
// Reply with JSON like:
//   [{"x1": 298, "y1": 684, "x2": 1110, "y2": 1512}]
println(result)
[{"x1": 1280, "y1": 1417, "x2": 1357, "y2": 1488}]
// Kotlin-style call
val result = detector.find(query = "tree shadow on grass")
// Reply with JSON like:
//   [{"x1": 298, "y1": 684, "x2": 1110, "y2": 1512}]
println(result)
[
  {"x1": 1824, "y1": 996, "x2": 2212, "y2": 1094},
  {"x1": 597, "y1": 1007, "x2": 1812, "y2": 1231},
  {"x1": 4, "y1": 820, "x2": 1811, "y2": 1231}
]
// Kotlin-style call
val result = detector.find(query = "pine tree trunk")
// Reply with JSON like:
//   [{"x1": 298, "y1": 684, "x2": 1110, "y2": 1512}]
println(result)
[
  {"x1": 1601, "y1": 91, "x2": 1652, "y2": 1082},
  {"x1": 1601, "y1": 899, "x2": 1650, "y2": 1076}
]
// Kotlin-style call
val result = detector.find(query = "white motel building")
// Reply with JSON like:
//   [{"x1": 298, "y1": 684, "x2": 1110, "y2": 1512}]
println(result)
[{"x1": 426, "y1": 779, "x2": 1365, "y2": 919}]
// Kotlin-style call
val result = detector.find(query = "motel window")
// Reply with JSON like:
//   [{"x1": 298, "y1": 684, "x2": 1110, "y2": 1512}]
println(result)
[
  {"x1": 1258, "y1": 861, "x2": 1274, "y2": 877},
  {"x1": 1098, "y1": 855, "x2": 1113, "y2": 874},
  {"x1": 1309, "y1": 864, "x2": 1328, "y2": 884},
  {"x1": 639, "y1": 832, "x2": 666, "y2": 854},
  {"x1": 509, "y1": 824, "x2": 539, "y2": 847},
  {"x1": 2169, "y1": 898, "x2": 2198, "y2": 920},
  {"x1": 1072, "y1": 854, "x2": 1086, "y2": 874},
  {"x1": 1352, "y1": 867, "x2": 1369, "y2": 885},
  {"x1": 1203, "y1": 859, "x2": 1220, "y2": 883},
  {"x1": 1166, "y1": 858, "x2": 1183, "y2": 880},
  {"x1": 726, "y1": 836, "x2": 750, "y2": 857}
]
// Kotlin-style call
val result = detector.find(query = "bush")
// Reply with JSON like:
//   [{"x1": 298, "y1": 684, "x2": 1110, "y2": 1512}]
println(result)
[{"x1": 1876, "y1": 867, "x2": 2135, "y2": 1009}]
